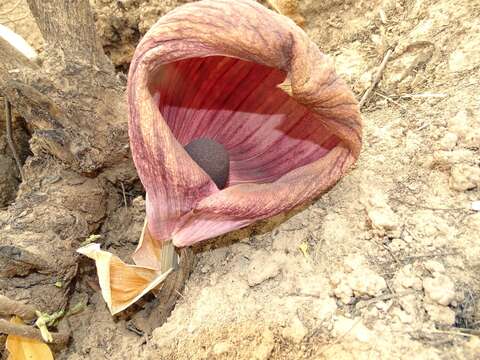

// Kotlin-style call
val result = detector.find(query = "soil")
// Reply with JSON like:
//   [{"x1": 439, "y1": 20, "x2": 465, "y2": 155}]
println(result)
[{"x1": 1, "y1": 0, "x2": 479, "y2": 359}]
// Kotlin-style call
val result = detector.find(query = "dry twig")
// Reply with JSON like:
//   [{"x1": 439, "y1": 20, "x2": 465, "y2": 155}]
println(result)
[
  {"x1": 356, "y1": 290, "x2": 417, "y2": 309},
  {"x1": 418, "y1": 328, "x2": 479, "y2": 338},
  {"x1": 375, "y1": 91, "x2": 407, "y2": 110},
  {"x1": 359, "y1": 48, "x2": 394, "y2": 109},
  {"x1": 0, "y1": 295, "x2": 36, "y2": 320},
  {"x1": 0, "y1": 319, "x2": 69, "y2": 344}
]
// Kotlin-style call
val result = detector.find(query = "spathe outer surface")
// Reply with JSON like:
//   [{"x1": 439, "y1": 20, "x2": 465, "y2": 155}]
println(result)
[{"x1": 128, "y1": 0, "x2": 362, "y2": 249}]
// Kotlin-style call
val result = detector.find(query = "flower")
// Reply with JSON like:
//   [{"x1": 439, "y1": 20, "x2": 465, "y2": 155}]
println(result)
[
  {"x1": 128, "y1": 0, "x2": 362, "y2": 249},
  {"x1": 79, "y1": 0, "x2": 362, "y2": 314}
]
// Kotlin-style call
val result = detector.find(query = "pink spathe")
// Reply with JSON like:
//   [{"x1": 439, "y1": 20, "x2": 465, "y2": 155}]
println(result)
[{"x1": 128, "y1": 0, "x2": 362, "y2": 249}]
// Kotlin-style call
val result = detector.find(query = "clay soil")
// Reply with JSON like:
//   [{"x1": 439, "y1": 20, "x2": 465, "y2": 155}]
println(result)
[{"x1": 1, "y1": 0, "x2": 479, "y2": 359}]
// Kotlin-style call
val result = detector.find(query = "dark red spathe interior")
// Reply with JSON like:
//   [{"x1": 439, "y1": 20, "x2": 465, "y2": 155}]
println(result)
[{"x1": 150, "y1": 56, "x2": 339, "y2": 186}]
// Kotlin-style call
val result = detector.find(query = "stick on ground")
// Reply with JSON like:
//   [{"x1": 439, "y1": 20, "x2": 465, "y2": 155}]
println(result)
[
  {"x1": 0, "y1": 295, "x2": 37, "y2": 320},
  {"x1": 359, "y1": 48, "x2": 394, "y2": 109},
  {"x1": 0, "y1": 319, "x2": 69, "y2": 344}
]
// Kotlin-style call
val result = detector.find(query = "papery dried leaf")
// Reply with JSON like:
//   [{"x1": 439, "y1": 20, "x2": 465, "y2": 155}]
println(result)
[
  {"x1": 127, "y1": 0, "x2": 362, "y2": 248},
  {"x1": 77, "y1": 243, "x2": 172, "y2": 314},
  {"x1": 133, "y1": 219, "x2": 178, "y2": 272},
  {"x1": 6, "y1": 316, "x2": 54, "y2": 360}
]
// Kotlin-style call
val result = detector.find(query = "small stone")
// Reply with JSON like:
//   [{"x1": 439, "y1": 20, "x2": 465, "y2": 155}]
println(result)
[
  {"x1": 282, "y1": 316, "x2": 307, "y2": 344},
  {"x1": 438, "y1": 132, "x2": 458, "y2": 150},
  {"x1": 424, "y1": 260, "x2": 445, "y2": 274},
  {"x1": 213, "y1": 341, "x2": 231, "y2": 355},
  {"x1": 395, "y1": 265, "x2": 423, "y2": 291},
  {"x1": 448, "y1": 110, "x2": 470, "y2": 138},
  {"x1": 247, "y1": 250, "x2": 281, "y2": 286},
  {"x1": 252, "y1": 329, "x2": 275, "y2": 360},
  {"x1": 472, "y1": 201, "x2": 480, "y2": 211},
  {"x1": 334, "y1": 281, "x2": 354, "y2": 304},
  {"x1": 432, "y1": 149, "x2": 477, "y2": 167},
  {"x1": 131, "y1": 196, "x2": 145, "y2": 208},
  {"x1": 424, "y1": 303, "x2": 456, "y2": 326},
  {"x1": 449, "y1": 164, "x2": 480, "y2": 191},
  {"x1": 364, "y1": 192, "x2": 400, "y2": 236},
  {"x1": 367, "y1": 208, "x2": 399, "y2": 233},
  {"x1": 423, "y1": 274, "x2": 456, "y2": 306},
  {"x1": 348, "y1": 269, "x2": 387, "y2": 298}
]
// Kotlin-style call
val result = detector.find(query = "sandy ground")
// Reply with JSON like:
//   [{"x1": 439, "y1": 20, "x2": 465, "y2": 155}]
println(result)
[{"x1": 1, "y1": 0, "x2": 479, "y2": 359}]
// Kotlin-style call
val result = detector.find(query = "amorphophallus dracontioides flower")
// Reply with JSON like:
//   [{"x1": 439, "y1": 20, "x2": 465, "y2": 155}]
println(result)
[{"x1": 78, "y1": 0, "x2": 362, "y2": 314}]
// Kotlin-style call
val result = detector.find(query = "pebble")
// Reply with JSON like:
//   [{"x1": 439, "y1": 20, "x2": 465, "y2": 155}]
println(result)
[
  {"x1": 472, "y1": 201, "x2": 480, "y2": 211},
  {"x1": 448, "y1": 110, "x2": 470, "y2": 138},
  {"x1": 432, "y1": 149, "x2": 476, "y2": 167},
  {"x1": 282, "y1": 316, "x2": 307, "y2": 344},
  {"x1": 423, "y1": 274, "x2": 456, "y2": 306},
  {"x1": 247, "y1": 250, "x2": 281, "y2": 286},
  {"x1": 334, "y1": 280, "x2": 354, "y2": 304},
  {"x1": 449, "y1": 164, "x2": 480, "y2": 191},
  {"x1": 438, "y1": 132, "x2": 458, "y2": 150},
  {"x1": 348, "y1": 269, "x2": 387, "y2": 298},
  {"x1": 395, "y1": 264, "x2": 423, "y2": 291},
  {"x1": 364, "y1": 192, "x2": 400, "y2": 236},
  {"x1": 424, "y1": 303, "x2": 456, "y2": 326},
  {"x1": 388, "y1": 238, "x2": 407, "y2": 252},
  {"x1": 332, "y1": 257, "x2": 387, "y2": 304}
]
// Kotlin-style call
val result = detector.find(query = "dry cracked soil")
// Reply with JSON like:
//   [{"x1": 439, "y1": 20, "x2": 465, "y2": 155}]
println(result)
[{"x1": 0, "y1": 0, "x2": 479, "y2": 359}]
